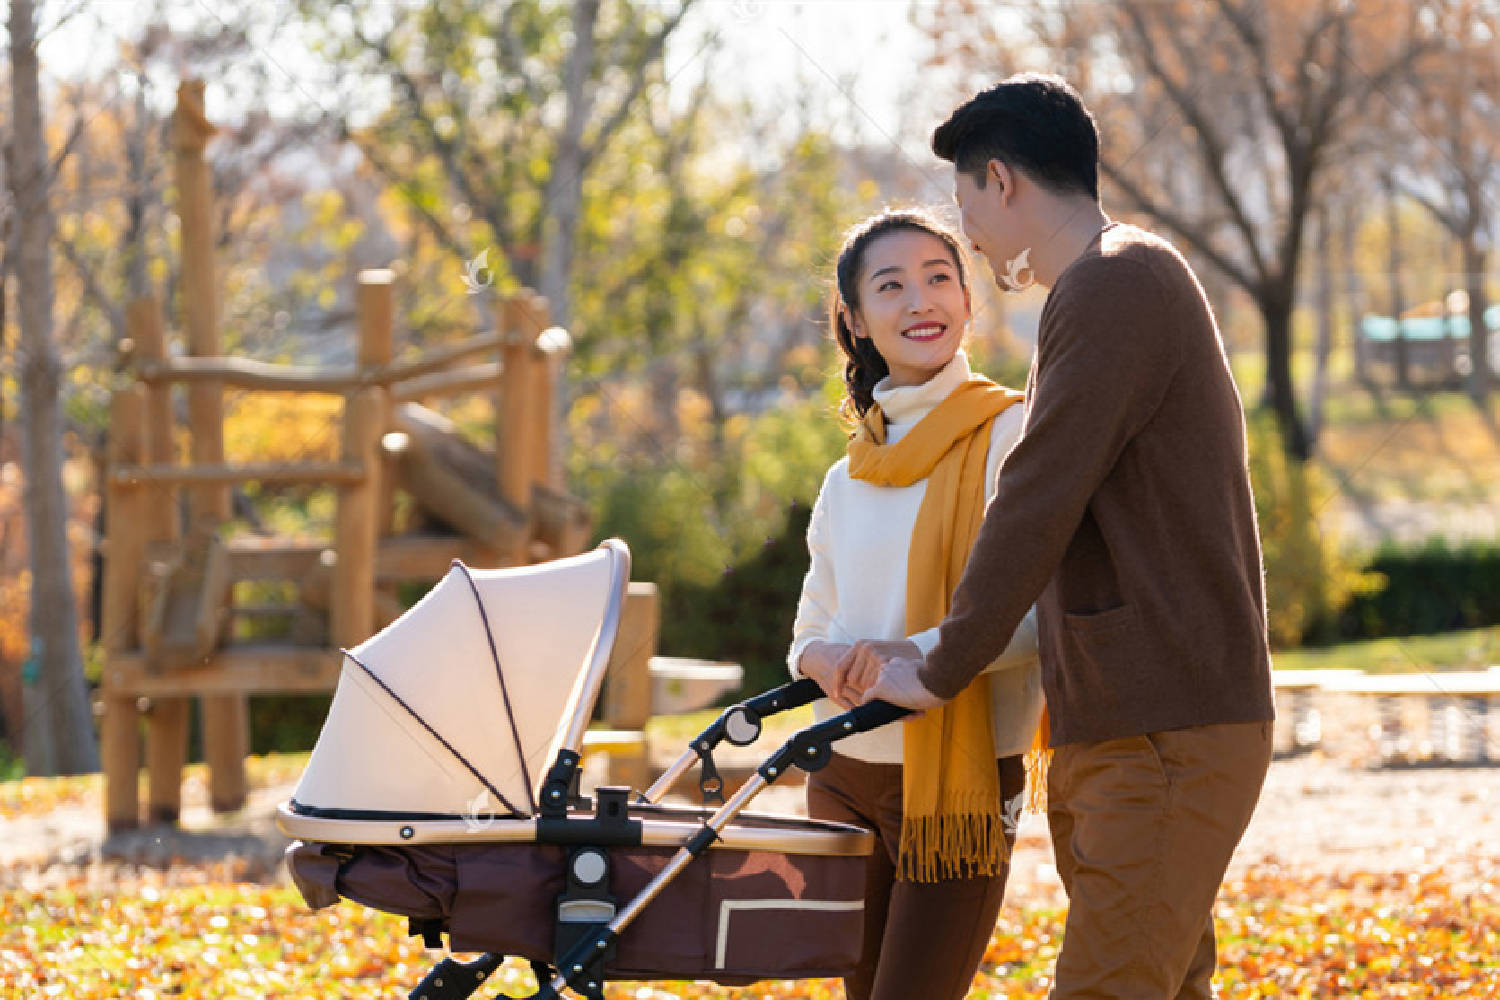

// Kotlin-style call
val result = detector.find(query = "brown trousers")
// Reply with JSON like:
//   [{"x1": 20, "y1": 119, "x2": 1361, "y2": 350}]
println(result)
[
  {"x1": 1047, "y1": 720, "x2": 1273, "y2": 999},
  {"x1": 807, "y1": 751, "x2": 1027, "y2": 1000}
]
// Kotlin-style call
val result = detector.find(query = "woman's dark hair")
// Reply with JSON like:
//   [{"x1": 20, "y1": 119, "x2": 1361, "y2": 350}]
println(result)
[
  {"x1": 931, "y1": 73, "x2": 1099, "y2": 200},
  {"x1": 830, "y1": 208, "x2": 968, "y2": 423}
]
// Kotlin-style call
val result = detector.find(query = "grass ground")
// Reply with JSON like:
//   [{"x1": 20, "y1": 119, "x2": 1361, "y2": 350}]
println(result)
[
  {"x1": 1272, "y1": 625, "x2": 1500, "y2": 674},
  {"x1": 1229, "y1": 348, "x2": 1500, "y2": 513}
]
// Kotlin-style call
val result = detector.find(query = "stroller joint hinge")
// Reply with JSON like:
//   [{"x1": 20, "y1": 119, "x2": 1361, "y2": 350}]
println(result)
[
  {"x1": 685, "y1": 824, "x2": 720, "y2": 856},
  {"x1": 540, "y1": 749, "x2": 583, "y2": 819}
]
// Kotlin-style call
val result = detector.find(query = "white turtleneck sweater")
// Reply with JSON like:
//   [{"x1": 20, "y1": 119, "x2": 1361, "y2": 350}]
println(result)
[{"x1": 788, "y1": 351, "x2": 1044, "y2": 763}]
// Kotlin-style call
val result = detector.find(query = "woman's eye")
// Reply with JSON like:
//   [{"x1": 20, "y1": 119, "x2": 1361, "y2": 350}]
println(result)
[
  {"x1": 931, "y1": 272, "x2": 951, "y2": 283},
  {"x1": 878, "y1": 280, "x2": 900, "y2": 293}
]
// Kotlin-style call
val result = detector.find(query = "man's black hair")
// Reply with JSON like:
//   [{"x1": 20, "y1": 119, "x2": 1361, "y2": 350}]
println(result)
[{"x1": 932, "y1": 73, "x2": 1100, "y2": 200}]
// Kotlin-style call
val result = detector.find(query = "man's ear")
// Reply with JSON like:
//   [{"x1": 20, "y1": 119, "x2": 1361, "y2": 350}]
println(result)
[{"x1": 987, "y1": 159, "x2": 1016, "y2": 206}]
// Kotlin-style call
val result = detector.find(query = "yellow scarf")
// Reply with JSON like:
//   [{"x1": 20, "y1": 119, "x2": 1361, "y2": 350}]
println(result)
[{"x1": 847, "y1": 375, "x2": 1040, "y2": 881}]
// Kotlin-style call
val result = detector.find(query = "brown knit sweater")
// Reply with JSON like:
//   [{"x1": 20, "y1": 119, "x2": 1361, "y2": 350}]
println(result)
[{"x1": 919, "y1": 223, "x2": 1275, "y2": 746}]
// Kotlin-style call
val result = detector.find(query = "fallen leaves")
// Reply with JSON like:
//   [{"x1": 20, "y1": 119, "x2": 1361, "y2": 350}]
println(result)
[
  {"x1": 2, "y1": 866, "x2": 1496, "y2": 999},
  {"x1": 0, "y1": 753, "x2": 309, "y2": 822}
]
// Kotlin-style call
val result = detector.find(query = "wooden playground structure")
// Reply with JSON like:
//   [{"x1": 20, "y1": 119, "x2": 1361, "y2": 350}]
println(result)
[{"x1": 97, "y1": 81, "x2": 659, "y2": 832}]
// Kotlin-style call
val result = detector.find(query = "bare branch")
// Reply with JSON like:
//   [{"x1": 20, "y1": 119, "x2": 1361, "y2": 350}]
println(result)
[
  {"x1": 1117, "y1": 0, "x2": 1270, "y2": 284},
  {"x1": 1101, "y1": 159, "x2": 1258, "y2": 293},
  {"x1": 583, "y1": 0, "x2": 697, "y2": 160},
  {"x1": 336, "y1": 120, "x2": 470, "y2": 264},
  {"x1": 55, "y1": 233, "x2": 125, "y2": 344},
  {"x1": 352, "y1": 19, "x2": 515, "y2": 256}
]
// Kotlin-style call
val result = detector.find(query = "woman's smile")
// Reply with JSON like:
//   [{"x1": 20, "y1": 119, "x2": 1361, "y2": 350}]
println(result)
[{"x1": 902, "y1": 322, "x2": 947, "y2": 342}]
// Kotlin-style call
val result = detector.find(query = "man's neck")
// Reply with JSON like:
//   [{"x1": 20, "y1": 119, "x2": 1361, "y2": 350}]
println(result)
[{"x1": 1029, "y1": 199, "x2": 1110, "y2": 289}]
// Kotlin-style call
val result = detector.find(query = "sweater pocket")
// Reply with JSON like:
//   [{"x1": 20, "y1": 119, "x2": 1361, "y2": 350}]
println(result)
[
  {"x1": 1056, "y1": 604, "x2": 1148, "y2": 722},
  {"x1": 1060, "y1": 603, "x2": 1138, "y2": 635}
]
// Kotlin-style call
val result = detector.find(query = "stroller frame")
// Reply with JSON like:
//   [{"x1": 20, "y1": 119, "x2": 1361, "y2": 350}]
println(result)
[{"x1": 277, "y1": 539, "x2": 908, "y2": 1000}]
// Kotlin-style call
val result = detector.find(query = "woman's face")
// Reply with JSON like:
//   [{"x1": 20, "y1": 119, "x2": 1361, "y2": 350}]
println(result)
[{"x1": 849, "y1": 229, "x2": 969, "y2": 388}]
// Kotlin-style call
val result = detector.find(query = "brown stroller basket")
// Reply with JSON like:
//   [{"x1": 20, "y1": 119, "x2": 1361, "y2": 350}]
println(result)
[{"x1": 277, "y1": 539, "x2": 909, "y2": 999}]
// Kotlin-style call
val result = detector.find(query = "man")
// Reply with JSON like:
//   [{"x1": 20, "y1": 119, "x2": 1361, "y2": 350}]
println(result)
[{"x1": 855, "y1": 74, "x2": 1275, "y2": 998}]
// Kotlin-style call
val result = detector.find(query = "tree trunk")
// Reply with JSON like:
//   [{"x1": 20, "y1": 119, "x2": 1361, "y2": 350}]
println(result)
[
  {"x1": 1383, "y1": 174, "x2": 1411, "y2": 390},
  {"x1": 1261, "y1": 289, "x2": 1311, "y2": 462},
  {"x1": 1461, "y1": 234, "x2": 1490, "y2": 404},
  {"x1": 1308, "y1": 204, "x2": 1335, "y2": 447},
  {"x1": 8, "y1": 0, "x2": 101, "y2": 776},
  {"x1": 537, "y1": 0, "x2": 599, "y2": 331},
  {"x1": 535, "y1": 0, "x2": 598, "y2": 493},
  {"x1": 1343, "y1": 199, "x2": 1369, "y2": 388}
]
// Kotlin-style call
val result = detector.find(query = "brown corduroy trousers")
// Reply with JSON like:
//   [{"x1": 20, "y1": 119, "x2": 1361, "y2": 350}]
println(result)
[
  {"x1": 807, "y1": 751, "x2": 1027, "y2": 1000},
  {"x1": 1047, "y1": 720, "x2": 1273, "y2": 999}
]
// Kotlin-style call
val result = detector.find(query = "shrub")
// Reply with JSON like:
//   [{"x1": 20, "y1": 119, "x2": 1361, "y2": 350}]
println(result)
[
  {"x1": 1248, "y1": 413, "x2": 1383, "y2": 647},
  {"x1": 1318, "y1": 538, "x2": 1500, "y2": 641}
]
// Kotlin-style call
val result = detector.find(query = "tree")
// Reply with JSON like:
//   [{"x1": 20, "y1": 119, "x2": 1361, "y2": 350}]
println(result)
[
  {"x1": 1397, "y1": 0, "x2": 1498, "y2": 404},
  {"x1": 310, "y1": 0, "x2": 696, "y2": 330},
  {"x1": 922, "y1": 0, "x2": 1434, "y2": 459},
  {"x1": 6, "y1": 0, "x2": 99, "y2": 775}
]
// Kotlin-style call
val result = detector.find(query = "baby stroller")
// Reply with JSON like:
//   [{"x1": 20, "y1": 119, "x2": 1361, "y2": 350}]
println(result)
[{"x1": 278, "y1": 538, "x2": 908, "y2": 999}]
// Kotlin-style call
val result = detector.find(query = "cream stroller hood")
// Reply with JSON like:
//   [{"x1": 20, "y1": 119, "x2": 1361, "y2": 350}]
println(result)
[{"x1": 291, "y1": 540, "x2": 629, "y2": 820}]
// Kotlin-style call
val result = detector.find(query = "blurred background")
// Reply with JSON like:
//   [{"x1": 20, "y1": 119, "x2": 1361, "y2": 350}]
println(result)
[
  {"x1": 4, "y1": 4, "x2": 1500, "y2": 997},
  {"x1": 2, "y1": 0, "x2": 1497, "y2": 769}
]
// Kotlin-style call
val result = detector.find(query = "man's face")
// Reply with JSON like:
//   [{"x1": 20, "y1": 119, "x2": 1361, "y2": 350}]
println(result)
[{"x1": 954, "y1": 164, "x2": 1022, "y2": 284}]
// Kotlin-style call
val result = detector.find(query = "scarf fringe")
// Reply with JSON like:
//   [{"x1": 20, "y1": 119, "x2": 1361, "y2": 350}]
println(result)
[
  {"x1": 1023, "y1": 745, "x2": 1053, "y2": 815},
  {"x1": 897, "y1": 799, "x2": 1011, "y2": 883}
]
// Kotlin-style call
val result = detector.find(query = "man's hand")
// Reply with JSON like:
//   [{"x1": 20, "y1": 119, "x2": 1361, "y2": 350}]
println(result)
[
  {"x1": 834, "y1": 639, "x2": 922, "y2": 706},
  {"x1": 862, "y1": 655, "x2": 944, "y2": 712}
]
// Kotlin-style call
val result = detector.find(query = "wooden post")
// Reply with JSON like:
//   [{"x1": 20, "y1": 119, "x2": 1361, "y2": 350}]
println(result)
[
  {"x1": 129, "y1": 298, "x2": 178, "y2": 544},
  {"x1": 357, "y1": 269, "x2": 395, "y2": 370},
  {"x1": 529, "y1": 292, "x2": 571, "y2": 496},
  {"x1": 602, "y1": 582, "x2": 660, "y2": 731},
  {"x1": 331, "y1": 387, "x2": 385, "y2": 648},
  {"x1": 176, "y1": 80, "x2": 247, "y2": 813},
  {"x1": 497, "y1": 295, "x2": 543, "y2": 525},
  {"x1": 174, "y1": 80, "x2": 228, "y2": 532},
  {"x1": 357, "y1": 270, "x2": 401, "y2": 626},
  {"x1": 129, "y1": 298, "x2": 193, "y2": 823},
  {"x1": 101, "y1": 386, "x2": 148, "y2": 831}
]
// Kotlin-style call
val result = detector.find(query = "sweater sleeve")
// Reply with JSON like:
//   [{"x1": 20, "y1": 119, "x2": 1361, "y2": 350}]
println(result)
[
  {"x1": 788, "y1": 470, "x2": 842, "y2": 679},
  {"x1": 919, "y1": 256, "x2": 1182, "y2": 699}
]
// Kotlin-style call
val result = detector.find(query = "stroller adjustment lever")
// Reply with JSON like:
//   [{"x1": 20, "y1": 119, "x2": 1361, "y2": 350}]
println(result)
[
  {"x1": 640, "y1": 677, "x2": 826, "y2": 805},
  {"x1": 758, "y1": 699, "x2": 912, "y2": 782}
]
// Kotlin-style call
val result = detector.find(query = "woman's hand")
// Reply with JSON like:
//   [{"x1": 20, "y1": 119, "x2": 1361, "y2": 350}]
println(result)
[
  {"x1": 834, "y1": 639, "x2": 922, "y2": 706},
  {"x1": 797, "y1": 641, "x2": 855, "y2": 708}
]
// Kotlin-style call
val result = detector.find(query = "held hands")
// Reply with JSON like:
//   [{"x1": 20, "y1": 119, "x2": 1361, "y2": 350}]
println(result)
[
  {"x1": 861, "y1": 654, "x2": 945, "y2": 712},
  {"x1": 834, "y1": 640, "x2": 922, "y2": 707},
  {"x1": 799, "y1": 639, "x2": 944, "y2": 711}
]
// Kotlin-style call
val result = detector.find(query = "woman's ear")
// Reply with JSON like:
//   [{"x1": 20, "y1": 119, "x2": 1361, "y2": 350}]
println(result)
[{"x1": 845, "y1": 306, "x2": 867, "y2": 340}]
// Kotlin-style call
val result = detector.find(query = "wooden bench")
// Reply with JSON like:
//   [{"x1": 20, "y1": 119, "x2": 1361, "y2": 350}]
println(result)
[{"x1": 1273, "y1": 667, "x2": 1500, "y2": 764}]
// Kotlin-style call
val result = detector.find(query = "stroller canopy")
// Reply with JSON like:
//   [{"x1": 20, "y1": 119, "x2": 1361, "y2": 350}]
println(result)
[{"x1": 292, "y1": 542, "x2": 628, "y2": 821}]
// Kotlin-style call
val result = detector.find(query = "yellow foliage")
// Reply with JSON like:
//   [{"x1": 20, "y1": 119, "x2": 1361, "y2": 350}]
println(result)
[
  {"x1": 222, "y1": 394, "x2": 343, "y2": 465},
  {"x1": 0, "y1": 447, "x2": 96, "y2": 668}
]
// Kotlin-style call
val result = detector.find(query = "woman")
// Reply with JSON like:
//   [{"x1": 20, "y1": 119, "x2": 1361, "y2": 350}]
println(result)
[{"x1": 789, "y1": 208, "x2": 1044, "y2": 1000}]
